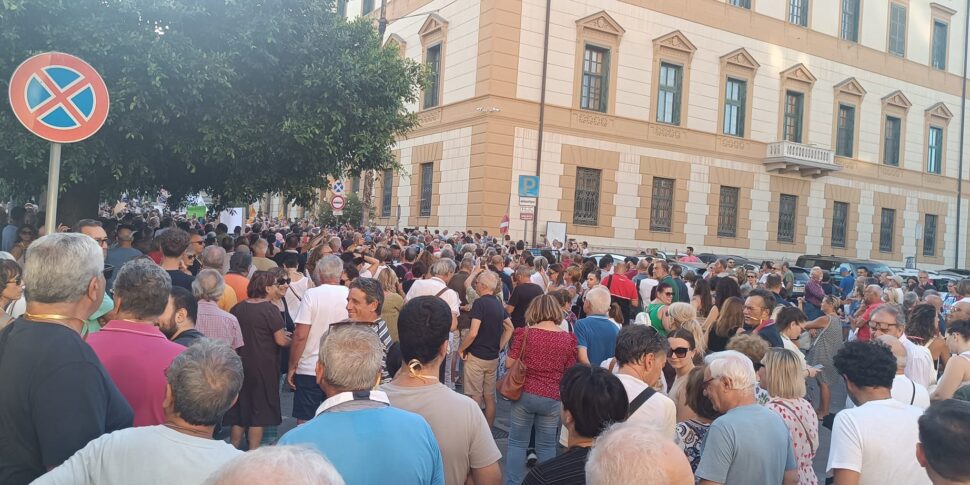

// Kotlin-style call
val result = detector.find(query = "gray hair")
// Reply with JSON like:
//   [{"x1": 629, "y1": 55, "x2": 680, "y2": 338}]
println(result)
[
  {"x1": 585, "y1": 287, "x2": 612, "y2": 315},
  {"x1": 585, "y1": 422, "x2": 676, "y2": 484},
  {"x1": 205, "y1": 445, "x2": 344, "y2": 485},
  {"x1": 956, "y1": 278, "x2": 970, "y2": 297},
  {"x1": 430, "y1": 258, "x2": 456, "y2": 277},
  {"x1": 73, "y1": 218, "x2": 102, "y2": 233},
  {"x1": 476, "y1": 270, "x2": 499, "y2": 293},
  {"x1": 514, "y1": 266, "x2": 532, "y2": 281},
  {"x1": 533, "y1": 256, "x2": 548, "y2": 271},
  {"x1": 168, "y1": 338, "x2": 243, "y2": 426},
  {"x1": 201, "y1": 246, "x2": 227, "y2": 272},
  {"x1": 705, "y1": 350, "x2": 757, "y2": 391},
  {"x1": 439, "y1": 246, "x2": 455, "y2": 260},
  {"x1": 315, "y1": 255, "x2": 344, "y2": 284},
  {"x1": 319, "y1": 325, "x2": 383, "y2": 391},
  {"x1": 114, "y1": 258, "x2": 173, "y2": 319},
  {"x1": 458, "y1": 258, "x2": 474, "y2": 272},
  {"x1": 872, "y1": 303, "x2": 906, "y2": 327},
  {"x1": 23, "y1": 233, "x2": 103, "y2": 304},
  {"x1": 193, "y1": 269, "x2": 226, "y2": 302}
]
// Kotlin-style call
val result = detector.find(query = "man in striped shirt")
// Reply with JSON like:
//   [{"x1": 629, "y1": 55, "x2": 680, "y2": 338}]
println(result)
[
  {"x1": 345, "y1": 278, "x2": 393, "y2": 383},
  {"x1": 192, "y1": 269, "x2": 244, "y2": 350}
]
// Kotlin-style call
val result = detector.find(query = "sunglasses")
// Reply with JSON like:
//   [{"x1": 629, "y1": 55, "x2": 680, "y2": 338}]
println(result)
[
  {"x1": 93, "y1": 238, "x2": 109, "y2": 247},
  {"x1": 668, "y1": 347, "x2": 691, "y2": 358},
  {"x1": 753, "y1": 362, "x2": 764, "y2": 371},
  {"x1": 276, "y1": 278, "x2": 291, "y2": 286},
  {"x1": 662, "y1": 291, "x2": 673, "y2": 297}
]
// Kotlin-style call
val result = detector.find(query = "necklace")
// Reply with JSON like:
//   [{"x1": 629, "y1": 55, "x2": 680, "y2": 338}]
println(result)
[
  {"x1": 164, "y1": 422, "x2": 213, "y2": 439},
  {"x1": 24, "y1": 312, "x2": 85, "y2": 328}
]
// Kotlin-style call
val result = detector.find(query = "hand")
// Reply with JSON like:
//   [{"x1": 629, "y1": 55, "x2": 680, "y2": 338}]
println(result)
[
  {"x1": 286, "y1": 369, "x2": 297, "y2": 390},
  {"x1": 460, "y1": 352, "x2": 469, "y2": 361},
  {"x1": 806, "y1": 367, "x2": 819, "y2": 378}
]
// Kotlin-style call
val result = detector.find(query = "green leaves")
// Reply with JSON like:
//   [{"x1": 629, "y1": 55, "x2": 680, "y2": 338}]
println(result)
[{"x1": 0, "y1": 0, "x2": 422, "y2": 212}]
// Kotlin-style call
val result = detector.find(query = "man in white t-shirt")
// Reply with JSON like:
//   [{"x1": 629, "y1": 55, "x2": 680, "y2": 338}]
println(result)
[
  {"x1": 33, "y1": 339, "x2": 243, "y2": 485},
  {"x1": 405, "y1": 258, "x2": 459, "y2": 331},
  {"x1": 828, "y1": 340, "x2": 930, "y2": 485},
  {"x1": 613, "y1": 325, "x2": 676, "y2": 438},
  {"x1": 868, "y1": 304, "x2": 934, "y2": 388},
  {"x1": 876, "y1": 335, "x2": 931, "y2": 409},
  {"x1": 287, "y1": 255, "x2": 349, "y2": 423}
]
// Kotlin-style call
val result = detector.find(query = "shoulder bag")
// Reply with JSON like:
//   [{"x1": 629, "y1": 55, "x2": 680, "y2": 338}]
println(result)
[{"x1": 497, "y1": 329, "x2": 529, "y2": 400}]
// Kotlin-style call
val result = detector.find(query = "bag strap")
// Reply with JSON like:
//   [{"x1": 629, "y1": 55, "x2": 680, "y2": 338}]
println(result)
[
  {"x1": 773, "y1": 399, "x2": 816, "y2": 451},
  {"x1": 434, "y1": 286, "x2": 449, "y2": 298},
  {"x1": 628, "y1": 387, "x2": 656, "y2": 418},
  {"x1": 910, "y1": 379, "x2": 916, "y2": 405}
]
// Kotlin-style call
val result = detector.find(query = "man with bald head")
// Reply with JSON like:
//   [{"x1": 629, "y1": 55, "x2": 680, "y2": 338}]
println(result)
[{"x1": 874, "y1": 335, "x2": 930, "y2": 409}]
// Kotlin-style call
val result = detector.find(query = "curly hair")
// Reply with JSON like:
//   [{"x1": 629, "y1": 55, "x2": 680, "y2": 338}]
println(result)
[
  {"x1": 725, "y1": 333, "x2": 769, "y2": 367},
  {"x1": 834, "y1": 341, "x2": 896, "y2": 389},
  {"x1": 906, "y1": 303, "x2": 939, "y2": 341}
]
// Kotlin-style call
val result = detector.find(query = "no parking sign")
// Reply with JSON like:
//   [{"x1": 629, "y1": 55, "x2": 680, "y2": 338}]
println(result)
[{"x1": 7, "y1": 52, "x2": 110, "y2": 229}]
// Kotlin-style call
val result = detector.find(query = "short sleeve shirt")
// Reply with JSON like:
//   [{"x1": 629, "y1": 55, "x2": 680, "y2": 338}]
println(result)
[
  {"x1": 696, "y1": 404, "x2": 796, "y2": 484},
  {"x1": 507, "y1": 283, "x2": 544, "y2": 328},
  {"x1": 293, "y1": 284, "x2": 350, "y2": 375},
  {"x1": 467, "y1": 296, "x2": 509, "y2": 360},
  {"x1": 573, "y1": 315, "x2": 619, "y2": 367}
]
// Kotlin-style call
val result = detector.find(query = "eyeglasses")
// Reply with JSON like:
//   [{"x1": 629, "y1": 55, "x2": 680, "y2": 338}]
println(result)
[
  {"x1": 743, "y1": 305, "x2": 763, "y2": 312},
  {"x1": 662, "y1": 291, "x2": 673, "y2": 297},
  {"x1": 191, "y1": 240, "x2": 205, "y2": 246},
  {"x1": 276, "y1": 277, "x2": 291, "y2": 286},
  {"x1": 869, "y1": 321, "x2": 896, "y2": 333},
  {"x1": 703, "y1": 376, "x2": 718, "y2": 388},
  {"x1": 92, "y1": 238, "x2": 109, "y2": 247},
  {"x1": 668, "y1": 347, "x2": 691, "y2": 358},
  {"x1": 753, "y1": 362, "x2": 764, "y2": 372}
]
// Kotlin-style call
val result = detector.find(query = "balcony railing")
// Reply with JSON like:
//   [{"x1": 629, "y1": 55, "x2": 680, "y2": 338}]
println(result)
[{"x1": 764, "y1": 141, "x2": 841, "y2": 178}]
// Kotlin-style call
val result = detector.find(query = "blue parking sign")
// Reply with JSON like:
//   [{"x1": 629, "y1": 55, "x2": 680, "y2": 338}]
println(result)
[{"x1": 518, "y1": 175, "x2": 539, "y2": 198}]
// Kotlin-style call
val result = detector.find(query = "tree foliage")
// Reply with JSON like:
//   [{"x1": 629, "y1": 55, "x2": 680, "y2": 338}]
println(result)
[
  {"x1": 0, "y1": 0, "x2": 423, "y2": 218},
  {"x1": 315, "y1": 192, "x2": 362, "y2": 227}
]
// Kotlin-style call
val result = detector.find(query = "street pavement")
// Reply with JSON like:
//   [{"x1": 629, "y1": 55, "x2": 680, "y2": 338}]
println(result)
[{"x1": 257, "y1": 371, "x2": 847, "y2": 482}]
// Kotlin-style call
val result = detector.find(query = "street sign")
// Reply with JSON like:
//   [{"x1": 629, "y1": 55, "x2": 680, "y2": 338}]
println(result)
[
  {"x1": 520, "y1": 211, "x2": 534, "y2": 221},
  {"x1": 333, "y1": 210, "x2": 344, "y2": 216},
  {"x1": 331, "y1": 195, "x2": 346, "y2": 211},
  {"x1": 7, "y1": 52, "x2": 110, "y2": 233},
  {"x1": 332, "y1": 179, "x2": 345, "y2": 195},
  {"x1": 8, "y1": 52, "x2": 109, "y2": 143},
  {"x1": 519, "y1": 197, "x2": 536, "y2": 207},
  {"x1": 518, "y1": 175, "x2": 539, "y2": 198}
]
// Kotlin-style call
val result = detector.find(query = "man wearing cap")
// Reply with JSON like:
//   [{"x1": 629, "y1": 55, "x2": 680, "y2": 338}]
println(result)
[{"x1": 838, "y1": 266, "x2": 855, "y2": 299}]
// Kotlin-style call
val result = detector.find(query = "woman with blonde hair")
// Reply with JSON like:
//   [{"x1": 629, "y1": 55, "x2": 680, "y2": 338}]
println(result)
[
  {"x1": 665, "y1": 302, "x2": 707, "y2": 356},
  {"x1": 761, "y1": 348, "x2": 819, "y2": 485},
  {"x1": 377, "y1": 268, "x2": 405, "y2": 342}
]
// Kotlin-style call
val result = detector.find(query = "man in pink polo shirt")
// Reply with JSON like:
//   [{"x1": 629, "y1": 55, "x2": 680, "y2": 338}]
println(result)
[{"x1": 87, "y1": 258, "x2": 185, "y2": 427}]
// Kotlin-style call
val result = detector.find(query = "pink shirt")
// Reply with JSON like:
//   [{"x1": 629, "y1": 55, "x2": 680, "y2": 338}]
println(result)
[{"x1": 87, "y1": 320, "x2": 186, "y2": 427}]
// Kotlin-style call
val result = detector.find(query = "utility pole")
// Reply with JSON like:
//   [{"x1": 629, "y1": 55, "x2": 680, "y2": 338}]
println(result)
[{"x1": 359, "y1": 0, "x2": 390, "y2": 229}]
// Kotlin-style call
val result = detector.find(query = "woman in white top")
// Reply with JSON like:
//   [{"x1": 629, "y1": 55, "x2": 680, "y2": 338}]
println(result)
[
  {"x1": 775, "y1": 307, "x2": 820, "y2": 379},
  {"x1": 931, "y1": 319, "x2": 970, "y2": 400},
  {"x1": 530, "y1": 256, "x2": 550, "y2": 291},
  {"x1": 279, "y1": 253, "x2": 310, "y2": 322}
]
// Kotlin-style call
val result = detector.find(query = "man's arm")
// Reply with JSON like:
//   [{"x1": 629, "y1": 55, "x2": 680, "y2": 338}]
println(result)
[
  {"x1": 499, "y1": 318, "x2": 514, "y2": 350},
  {"x1": 577, "y1": 347, "x2": 590, "y2": 365},
  {"x1": 458, "y1": 319, "x2": 481, "y2": 356},
  {"x1": 287, "y1": 323, "x2": 311, "y2": 389},
  {"x1": 832, "y1": 469, "x2": 861, "y2": 485},
  {"x1": 469, "y1": 463, "x2": 501, "y2": 485}
]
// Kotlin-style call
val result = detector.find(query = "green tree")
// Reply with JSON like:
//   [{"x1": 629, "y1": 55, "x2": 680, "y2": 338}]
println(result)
[
  {"x1": 315, "y1": 192, "x2": 362, "y2": 227},
  {"x1": 0, "y1": 0, "x2": 421, "y2": 224}
]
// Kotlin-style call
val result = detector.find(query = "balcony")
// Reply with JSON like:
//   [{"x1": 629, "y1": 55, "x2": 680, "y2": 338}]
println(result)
[{"x1": 764, "y1": 141, "x2": 841, "y2": 178}]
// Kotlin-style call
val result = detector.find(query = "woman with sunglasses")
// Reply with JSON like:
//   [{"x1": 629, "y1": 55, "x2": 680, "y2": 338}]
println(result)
[
  {"x1": 8, "y1": 224, "x2": 36, "y2": 264},
  {"x1": 0, "y1": 259, "x2": 23, "y2": 330},
  {"x1": 667, "y1": 328, "x2": 698, "y2": 422},
  {"x1": 635, "y1": 282, "x2": 674, "y2": 336},
  {"x1": 224, "y1": 271, "x2": 292, "y2": 450}
]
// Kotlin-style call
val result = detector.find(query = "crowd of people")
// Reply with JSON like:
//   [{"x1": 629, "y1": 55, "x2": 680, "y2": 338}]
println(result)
[{"x1": 1, "y1": 209, "x2": 970, "y2": 485}]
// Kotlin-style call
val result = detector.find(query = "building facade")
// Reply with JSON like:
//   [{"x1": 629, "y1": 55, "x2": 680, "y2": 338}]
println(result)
[{"x1": 344, "y1": 0, "x2": 969, "y2": 269}]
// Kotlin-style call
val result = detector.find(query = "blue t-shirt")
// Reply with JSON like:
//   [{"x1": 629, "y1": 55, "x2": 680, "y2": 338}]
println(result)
[
  {"x1": 278, "y1": 406, "x2": 444, "y2": 485},
  {"x1": 839, "y1": 275, "x2": 855, "y2": 298},
  {"x1": 696, "y1": 404, "x2": 795, "y2": 484},
  {"x1": 573, "y1": 315, "x2": 619, "y2": 367}
]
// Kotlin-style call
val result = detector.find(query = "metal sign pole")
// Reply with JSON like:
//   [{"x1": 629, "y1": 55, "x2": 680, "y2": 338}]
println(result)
[{"x1": 45, "y1": 142, "x2": 61, "y2": 232}]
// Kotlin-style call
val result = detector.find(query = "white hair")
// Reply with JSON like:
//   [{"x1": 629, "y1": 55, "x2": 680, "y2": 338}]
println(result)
[
  {"x1": 430, "y1": 258, "x2": 456, "y2": 277},
  {"x1": 24, "y1": 233, "x2": 103, "y2": 303},
  {"x1": 315, "y1": 255, "x2": 344, "y2": 283},
  {"x1": 319, "y1": 325, "x2": 383, "y2": 391},
  {"x1": 586, "y1": 422, "x2": 673, "y2": 484},
  {"x1": 586, "y1": 287, "x2": 612, "y2": 315},
  {"x1": 193, "y1": 269, "x2": 226, "y2": 302},
  {"x1": 704, "y1": 350, "x2": 757, "y2": 391},
  {"x1": 205, "y1": 445, "x2": 344, "y2": 485}
]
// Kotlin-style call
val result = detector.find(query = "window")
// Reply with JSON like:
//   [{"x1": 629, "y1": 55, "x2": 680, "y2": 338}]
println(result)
[
  {"x1": 789, "y1": 0, "x2": 808, "y2": 26},
  {"x1": 723, "y1": 78, "x2": 746, "y2": 137},
  {"x1": 783, "y1": 91, "x2": 804, "y2": 143},
  {"x1": 650, "y1": 177, "x2": 674, "y2": 232},
  {"x1": 927, "y1": 126, "x2": 943, "y2": 174},
  {"x1": 729, "y1": 0, "x2": 751, "y2": 8},
  {"x1": 361, "y1": 0, "x2": 374, "y2": 14},
  {"x1": 656, "y1": 63, "x2": 682, "y2": 125},
  {"x1": 351, "y1": 176, "x2": 360, "y2": 193},
  {"x1": 381, "y1": 169, "x2": 393, "y2": 217},
  {"x1": 580, "y1": 45, "x2": 610, "y2": 112},
  {"x1": 879, "y1": 208, "x2": 895, "y2": 253},
  {"x1": 883, "y1": 116, "x2": 901, "y2": 166},
  {"x1": 841, "y1": 0, "x2": 860, "y2": 42},
  {"x1": 423, "y1": 44, "x2": 441, "y2": 109},
  {"x1": 419, "y1": 163, "x2": 433, "y2": 217},
  {"x1": 836, "y1": 104, "x2": 855, "y2": 157},
  {"x1": 832, "y1": 201, "x2": 848, "y2": 248},
  {"x1": 932, "y1": 20, "x2": 948, "y2": 70},
  {"x1": 336, "y1": 0, "x2": 348, "y2": 17},
  {"x1": 923, "y1": 214, "x2": 938, "y2": 257},
  {"x1": 777, "y1": 194, "x2": 797, "y2": 243},
  {"x1": 574, "y1": 168, "x2": 601, "y2": 225},
  {"x1": 888, "y1": 3, "x2": 906, "y2": 57},
  {"x1": 717, "y1": 186, "x2": 740, "y2": 238}
]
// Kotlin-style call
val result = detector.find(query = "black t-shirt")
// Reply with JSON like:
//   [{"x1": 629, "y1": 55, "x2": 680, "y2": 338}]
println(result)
[
  {"x1": 172, "y1": 328, "x2": 205, "y2": 347},
  {"x1": 467, "y1": 296, "x2": 509, "y2": 360},
  {"x1": 508, "y1": 283, "x2": 544, "y2": 328},
  {"x1": 0, "y1": 319, "x2": 133, "y2": 484},
  {"x1": 522, "y1": 446, "x2": 591, "y2": 485},
  {"x1": 167, "y1": 270, "x2": 195, "y2": 291}
]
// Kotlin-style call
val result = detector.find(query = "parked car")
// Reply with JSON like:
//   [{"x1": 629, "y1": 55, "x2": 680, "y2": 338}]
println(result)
[
  {"x1": 695, "y1": 253, "x2": 758, "y2": 271},
  {"x1": 794, "y1": 255, "x2": 894, "y2": 286},
  {"x1": 789, "y1": 266, "x2": 810, "y2": 300}
]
